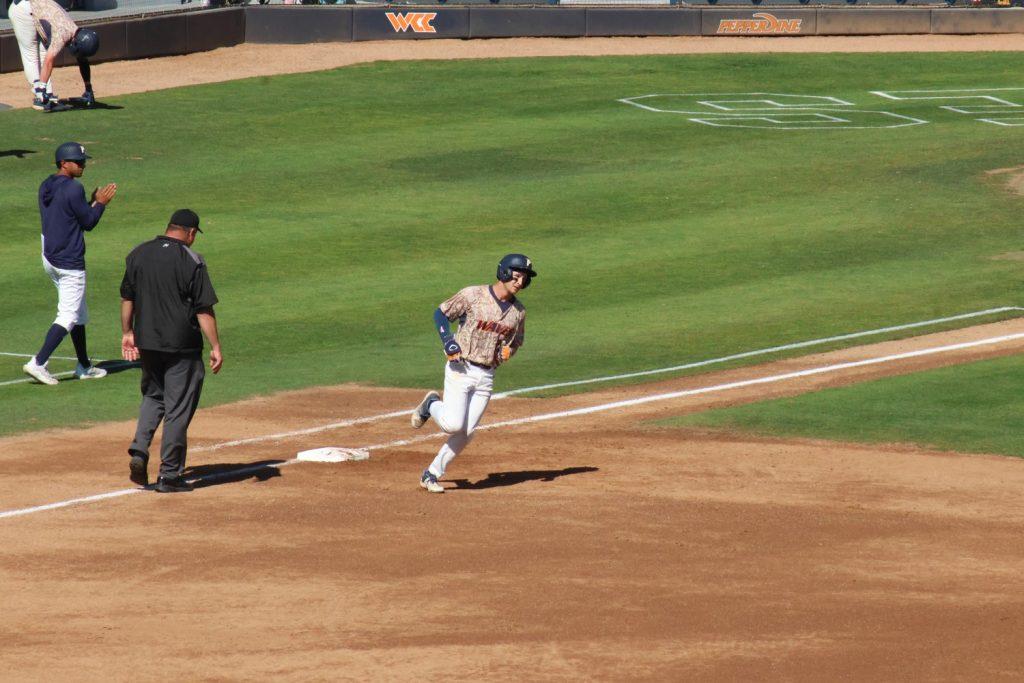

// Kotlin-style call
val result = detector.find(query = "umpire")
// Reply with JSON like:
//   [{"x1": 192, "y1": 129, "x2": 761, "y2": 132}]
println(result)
[{"x1": 120, "y1": 209, "x2": 223, "y2": 493}]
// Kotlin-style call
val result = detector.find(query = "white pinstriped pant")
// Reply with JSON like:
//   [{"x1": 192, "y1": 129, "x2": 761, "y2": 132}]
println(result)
[
  {"x1": 9, "y1": 0, "x2": 52, "y2": 92},
  {"x1": 42, "y1": 255, "x2": 88, "y2": 330},
  {"x1": 426, "y1": 360, "x2": 494, "y2": 478}
]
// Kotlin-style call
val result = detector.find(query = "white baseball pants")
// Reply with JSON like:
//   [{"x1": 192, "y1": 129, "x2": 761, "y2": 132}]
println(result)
[
  {"x1": 426, "y1": 361, "x2": 494, "y2": 478},
  {"x1": 43, "y1": 256, "x2": 88, "y2": 330},
  {"x1": 9, "y1": 0, "x2": 52, "y2": 93}
]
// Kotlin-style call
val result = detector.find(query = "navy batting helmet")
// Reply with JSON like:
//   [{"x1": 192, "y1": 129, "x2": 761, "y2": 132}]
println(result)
[
  {"x1": 69, "y1": 28, "x2": 99, "y2": 58},
  {"x1": 497, "y1": 253, "x2": 537, "y2": 288},
  {"x1": 55, "y1": 142, "x2": 91, "y2": 165}
]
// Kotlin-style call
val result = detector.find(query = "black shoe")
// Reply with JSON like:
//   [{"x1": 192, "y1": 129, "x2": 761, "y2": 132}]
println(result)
[
  {"x1": 155, "y1": 476, "x2": 193, "y2": 493},
  {"x1": 129, "y1": 454, "x2": 149, "y2": 486}
]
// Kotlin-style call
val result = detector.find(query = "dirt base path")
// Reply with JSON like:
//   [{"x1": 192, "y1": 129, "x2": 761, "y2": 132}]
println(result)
[
  {"x1": 2, "y1": 321, "x2": 1024, "y2": 679},
  {"x1": 4, "y1": 32, "x2": 1024, "y2": 678},
  {"x1": 2, "y1": 33, "x2": 1024, "y2": 109}
]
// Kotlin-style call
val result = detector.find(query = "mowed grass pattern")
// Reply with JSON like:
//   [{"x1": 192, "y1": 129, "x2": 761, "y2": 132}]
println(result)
[{"x1": 1, "y1": 53, "x2": 1023, "y2": 436}]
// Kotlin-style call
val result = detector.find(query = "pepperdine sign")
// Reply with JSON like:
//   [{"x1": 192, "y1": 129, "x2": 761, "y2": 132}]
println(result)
[{"x1": 717, "y1": 13, "x2": 804, "y2": 34}]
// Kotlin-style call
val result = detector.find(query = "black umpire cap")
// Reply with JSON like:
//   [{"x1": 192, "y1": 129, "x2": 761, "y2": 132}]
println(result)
[{"x1": 169, "y1": 209, "x2": 202, "y2": 233}]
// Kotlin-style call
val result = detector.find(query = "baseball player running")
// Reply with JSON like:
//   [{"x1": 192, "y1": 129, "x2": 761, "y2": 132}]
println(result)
[
  {"x1": 410, "y1": 253, "x2": 536, "y2": 493},
  {"x1": 8, "y1": 0, "x2": 100, "y2": 111},
  {"x1": 23, "y1": 142, "x2": 117, "y2": 386}
]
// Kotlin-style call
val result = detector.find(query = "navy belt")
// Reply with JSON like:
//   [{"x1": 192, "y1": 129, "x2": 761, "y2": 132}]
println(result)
[{"x1": 465, "y1": 359, "x2": 494, "y2": 370}]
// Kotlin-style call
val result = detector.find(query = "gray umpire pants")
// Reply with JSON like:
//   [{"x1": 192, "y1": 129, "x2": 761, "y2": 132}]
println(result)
[{"x1": 128, "y1": 350, "x2": 205, "y2": 480}]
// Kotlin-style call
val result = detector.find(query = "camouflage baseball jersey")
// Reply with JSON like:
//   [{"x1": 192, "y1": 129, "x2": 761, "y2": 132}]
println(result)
[
  {"x1": 30, "y1": 0, "x2": 78, "y2": 54},
  {"x1": 439, "y1": 285, "x2": 526, "y2": 368}
]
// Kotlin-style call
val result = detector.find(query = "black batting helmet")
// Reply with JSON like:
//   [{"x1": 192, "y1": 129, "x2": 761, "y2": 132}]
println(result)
[
  {"x1": 497, "y1": 253, "x2": 537, "y2": 288},
  {"x1": 69, "y1": 28, "x2": 99, "y2": 58},
  {"x1": 55, "y1": 142, "x2": 91, "y2": 165}
]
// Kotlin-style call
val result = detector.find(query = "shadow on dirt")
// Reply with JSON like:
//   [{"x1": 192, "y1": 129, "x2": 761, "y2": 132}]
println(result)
[
  {"x1": 185, "y1": 460, "x2": 285, "y2": 489},
  {"x1": 450, "y1": 466, "x2": 598, "y2": 490}
]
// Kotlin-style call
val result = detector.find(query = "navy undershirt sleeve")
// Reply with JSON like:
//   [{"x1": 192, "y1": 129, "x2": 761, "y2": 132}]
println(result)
[{"x1": 434, "y1": 307, "x2": 453, "y2": 343}]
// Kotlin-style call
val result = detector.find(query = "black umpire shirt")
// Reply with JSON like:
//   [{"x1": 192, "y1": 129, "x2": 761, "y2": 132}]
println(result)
[{"x1": 120, "y1": 235, "x2": 219, "y2": 354}]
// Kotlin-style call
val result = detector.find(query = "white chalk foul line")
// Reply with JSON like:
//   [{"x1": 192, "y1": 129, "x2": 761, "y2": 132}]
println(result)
[
  {"x1": 4, "y1": 328, "x2": 1024, "y2": 521},
  {"x1": 0, "y1": 461, "x2": 303, "y2": 520},
  {"x1": 184, "y1": 306, "x2": 1024, "y2": 452},
  {"x1": 0, "y1": 488, "x2": 141, "y2": 519},
  {"x1": 360, "y1": 330, "x2": 1024, "y2": 448},
  {"x1": 0, "y1": 352, "x2": 81, "y2": 361},
  {"x1": 0, "y1": 371, "x2": 77, "y2": 387},
  {"x1": 478, "y1": 331, "x2": 1024, "y2": 426},
  {"x1": 497, "y1": 306, "x2": 1024, "y2": 397}
]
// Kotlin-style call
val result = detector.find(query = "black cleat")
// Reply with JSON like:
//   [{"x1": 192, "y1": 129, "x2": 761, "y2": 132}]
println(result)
[
  {"x1": 129, "y1": 454, "x2": 149, "y2": 487},
  {"x1": 155, "y1": 476, "x2": 193, "y2": 493}
]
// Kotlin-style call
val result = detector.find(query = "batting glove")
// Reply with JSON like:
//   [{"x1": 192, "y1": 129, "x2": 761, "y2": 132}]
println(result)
[{"x1": 442, "y1": 337, "x2": 462, "y2": 362}]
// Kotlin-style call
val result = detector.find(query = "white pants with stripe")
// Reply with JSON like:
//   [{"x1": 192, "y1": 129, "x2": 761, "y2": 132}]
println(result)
[
  {"x1": 9, "y1": 0, "x2": 52, "y2": 93},
  {"x1": 43, "y1": 256, "x2": 88, "y2": 330},
  {"x1": 427, "y1": 360, "x2": 494, "y2": 478}
]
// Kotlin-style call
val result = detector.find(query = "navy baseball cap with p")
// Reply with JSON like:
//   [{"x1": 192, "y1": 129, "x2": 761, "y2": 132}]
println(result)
[{"x1": 168, "y1": 209, "x2": 202, "y2": 233}]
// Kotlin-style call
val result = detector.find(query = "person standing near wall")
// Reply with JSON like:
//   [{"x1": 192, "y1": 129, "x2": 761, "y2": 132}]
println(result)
[
  {"x1": 9, "y1": 0, "x2": 100, "y2": 110},
  {"x1": 6, "y1": 0, "x2": 51, "y2": 108}
]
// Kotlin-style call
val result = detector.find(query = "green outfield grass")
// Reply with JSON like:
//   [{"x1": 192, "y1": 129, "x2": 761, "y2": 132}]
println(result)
[
  {"x1": 654, "y1": 354, "x2": 1024, "y2": 458},
  {"x1": 1, "y1": 52, "x2": 1023, "y2": 437}
]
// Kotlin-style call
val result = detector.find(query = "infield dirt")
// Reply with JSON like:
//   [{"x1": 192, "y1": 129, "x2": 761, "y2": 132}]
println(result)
[
  {"x1": 3, "y1": 34, "x2": 1024, "y2": 679},
  {"x1": 2, "y1": 321, "x2": 1024, "y2": 678}
]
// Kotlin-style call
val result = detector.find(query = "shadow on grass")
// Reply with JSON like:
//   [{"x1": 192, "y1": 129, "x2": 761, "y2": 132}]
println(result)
[
  {"x1": 57, "y1": 99, "x2": 123, "y2": 111},
  {"x1": 449, "y1": 466, "x2": 598, "y2": 490},
  {"x1": 83, "y1": 101, "x2": 123, "y2": 110},
  {"x1": 97, "y1": 359, "x2": 140, "y2": 375},
  {"x1": 53, "y1": 359, "x2": 140, "y2": 383},
  {"x1": 0, "y1": 149, "x2": 36, "y2": 159}
]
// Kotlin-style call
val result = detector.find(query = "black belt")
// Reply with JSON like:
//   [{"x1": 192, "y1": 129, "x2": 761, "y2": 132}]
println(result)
[{"x1": 465, "y1": 359, "x2": 494, "y2": 370}]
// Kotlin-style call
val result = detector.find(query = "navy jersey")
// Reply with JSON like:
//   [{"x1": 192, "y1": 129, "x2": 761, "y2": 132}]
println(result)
[{"x1": 38, "y1": 174, "x2": 105, "y2": 270}]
